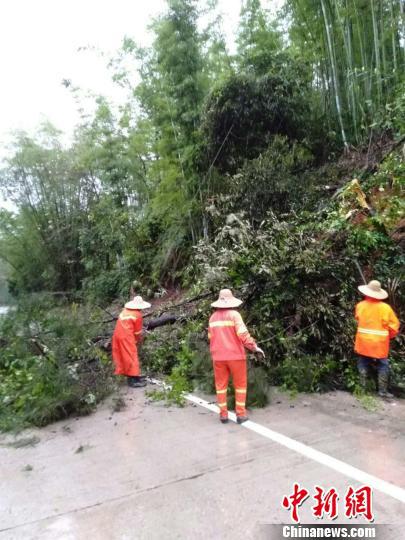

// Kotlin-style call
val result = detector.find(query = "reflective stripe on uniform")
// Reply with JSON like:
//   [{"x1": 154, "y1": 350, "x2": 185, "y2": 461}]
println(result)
[
  {"x1": 209, "y1": 321, "x2": 235, "y2": 328},
  {"x1": 119, "y1": 315, "x2": 138, "y2": 321},
  {"x1": 209, "y1": 320, "x2": 235, "y2": 328},
  {"x1": 236, "y1": 328, "x2": 248, "y2": 336},
  {"x1": 235, "y1": 388, "x2": 246, "y2": 393},
  {"x1": 134, "y1": 330, "x2": 142, "y2": 335},
  {"x1": 216, "y1": 389, "x2": 227, "y2": 394},
  {"x1": 358, "y1": 328, "x2": 389, "y2": 336},
  {"x1": 235, "y1": 401, "x2": 246, "y2": 406},
  {"x1": 218, "y1": 402, "x2": 227, "y2": 408}
]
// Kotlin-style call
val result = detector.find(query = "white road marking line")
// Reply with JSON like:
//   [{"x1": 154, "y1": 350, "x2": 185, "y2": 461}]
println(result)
[{"x1": 147, "y1": 378, "x2": 405, "y2": 504}]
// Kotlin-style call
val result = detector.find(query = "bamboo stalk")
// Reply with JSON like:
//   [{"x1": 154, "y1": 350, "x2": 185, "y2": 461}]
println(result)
[
  {"x1": 370, "y1": 0, "x2": 382, "y2": 104},
  {"x1": 390, "y1": 0, "x2": 398, "y2": 73},
  {"x1": 321, "y1": 0, "x2": 348, "y2": 147},
  {"x1": 400, "y1": 0, "x2": 405, "y2": 62}
]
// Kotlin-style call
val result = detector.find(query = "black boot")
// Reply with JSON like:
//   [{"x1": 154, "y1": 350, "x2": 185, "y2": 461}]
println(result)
[
  {"x1": 358, "y1": 368, "x2": 368, "y2": 390},
  {"x1": 378, "y1": 372, "x2": 393, "y2": 398},
  {"x1": 127, "y1": 376, "x2": 147, "y2": 388}
]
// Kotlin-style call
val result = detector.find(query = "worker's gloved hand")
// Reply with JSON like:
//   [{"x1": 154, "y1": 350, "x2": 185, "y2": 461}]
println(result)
[{"x1": 255, "y1": 346, "x2": 265, "y2": 358}]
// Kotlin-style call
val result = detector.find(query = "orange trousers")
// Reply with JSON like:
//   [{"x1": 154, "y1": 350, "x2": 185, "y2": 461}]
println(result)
[{"x1": 213, "y1": 360, "x2": 247, "y2": 418}]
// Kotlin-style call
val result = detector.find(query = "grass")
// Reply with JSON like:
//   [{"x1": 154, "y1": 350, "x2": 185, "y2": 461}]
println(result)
[
  {"x1": 5, "y1": 436, "x2": 41, "y2": 448},
  {"x1": 111, "y1": 395, "x2": 126, "y2": 412},
  {"x1": 354, "y1": 386, "x2": 380, "y2": 412}
]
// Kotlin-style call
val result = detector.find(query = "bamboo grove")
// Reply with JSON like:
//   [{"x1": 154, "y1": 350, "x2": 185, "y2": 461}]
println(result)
[{"x1": 287, "y1": 0, "x2": 404, "y2": 145}]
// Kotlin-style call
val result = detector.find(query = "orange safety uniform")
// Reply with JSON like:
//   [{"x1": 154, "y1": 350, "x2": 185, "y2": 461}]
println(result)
[
  {"x1": 112, "y1": 308, "x2": 143, "y2": 376},
  {"x1": 208, "y1": 309, "x2": 257, "y2": 418},
  {"x1": 354, "y1": 298, "x2": 399, "y2": 359}
]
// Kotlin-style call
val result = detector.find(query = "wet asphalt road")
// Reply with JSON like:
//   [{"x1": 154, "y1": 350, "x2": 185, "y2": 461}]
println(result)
[{"x1": 1, "y1": 387, "x2": 405, "y2": 539}]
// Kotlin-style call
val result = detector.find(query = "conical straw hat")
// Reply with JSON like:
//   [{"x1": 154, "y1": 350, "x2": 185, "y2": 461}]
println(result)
[
  {"x1": 125, "y1": 295, "x2": 152, "y2": 310},
  {"x1": 358, "y1": 280, "x2": 388, "y2": 300},
  {"x1": 211, "y1": 288, "x2": 243, "y2": 308}
]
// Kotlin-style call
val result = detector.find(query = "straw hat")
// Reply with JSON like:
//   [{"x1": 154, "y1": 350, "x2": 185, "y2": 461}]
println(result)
[
  {"x1": 358, "y1": 280, "x2": 388, "y2": 300},
  {"x1": 211, "y1": 288, "x2": 243, "y2": 309},
  {"x1": 125, "y1": 295, "x2": 152, "y2": 310}
]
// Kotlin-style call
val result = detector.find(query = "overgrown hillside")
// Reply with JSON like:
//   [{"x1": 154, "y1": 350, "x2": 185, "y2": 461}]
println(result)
[{"x1": 0, "y1": 0, "x2": 403, "y2": 430}]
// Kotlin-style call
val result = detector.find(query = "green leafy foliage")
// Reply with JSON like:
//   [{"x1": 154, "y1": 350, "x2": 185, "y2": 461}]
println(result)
[
  {"x1": 0, "y1": 296, "x2": 115, "y2": 431},
  {"x1": 236, "y1": 0, "x2": 283, "y2": 75},
  {"x1": 143, "y1": 319, "x2": 205, "y2": 405},
  {"x1": 192, "y1": 155, "x2": 404, "y2": 394},
  {"x1": 286, "y1": 0, "x2": 404, "y2": 145},
  {"x1": 213, "y1": 136, "x2": 314, "y2": 223},
  {"x1": 200, "y1": 71, "x2": 311, "y2": 174},
  {"x1": 0, "y1": 0, "x2": 403, "y2": 428},
  {"x1": 0, "y1": 260, "x2": 12, "y2": 305},
  {"x1": 144, "y1": 315, "x2": 270, "y2": 408}
]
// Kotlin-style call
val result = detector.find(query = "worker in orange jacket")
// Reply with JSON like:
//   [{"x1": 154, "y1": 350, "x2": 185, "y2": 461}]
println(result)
[
  {"x1": 112, "y1": 295, "x2": 151, "y2": 388},
  {"x1": 208, "y1": 289, "x2": 265, "y2": 424},
  {"x1": 354, "y1": 280, "x2": 400, "y2": 398}
]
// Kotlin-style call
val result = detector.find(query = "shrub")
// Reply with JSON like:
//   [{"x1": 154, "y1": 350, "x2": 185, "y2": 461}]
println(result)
[
  {"x1": 192, "y1": 199, "x2": 403, "y2": 393},
  {"x1": 200, "y1": 71, "x2": 312, "y2": 174},
  {"x1": 0, "y1": 295, "x2": 115, "y2": 431}
]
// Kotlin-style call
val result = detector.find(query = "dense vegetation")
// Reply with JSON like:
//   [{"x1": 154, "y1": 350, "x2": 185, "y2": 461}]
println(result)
[
  {"x1": 0, "y1": 0, "x2": 403, "y2": 429},
  {"x1": 0, "y1": 260, "x2": 13, "y2": 305}
]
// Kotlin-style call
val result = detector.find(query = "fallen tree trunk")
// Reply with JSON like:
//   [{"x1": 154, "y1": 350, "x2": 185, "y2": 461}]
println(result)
[
  {"x1": 90, "y1": 314, "x2": 181, "y2": 350},
  {"x1": 143, "y1": 291, "x2": 213, "y2": 319},
  {"x1": 146, "y1": 314, "x2": 177, "y2": 330}
]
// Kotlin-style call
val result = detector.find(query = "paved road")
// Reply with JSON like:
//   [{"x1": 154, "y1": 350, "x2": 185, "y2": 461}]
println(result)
[{"x1": 1, "y1": 387, "x2": 405, "y2": 539}]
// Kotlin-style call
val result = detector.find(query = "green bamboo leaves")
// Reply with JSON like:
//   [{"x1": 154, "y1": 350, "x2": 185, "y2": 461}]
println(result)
[{"x1": 287, "y1": 0, "x2": 404, "y2": 144}]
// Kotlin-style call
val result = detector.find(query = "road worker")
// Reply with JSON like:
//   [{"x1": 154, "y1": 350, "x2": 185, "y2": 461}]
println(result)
[
  {"x1": 112, "y1": 295, "x2": 151, "y2": 388},
  {"x1": 354, "y1": 280, "x2": 400, "y2": 398},
  {"x1": 208, "y1": 288, "x2": 265, "y2": 424}
]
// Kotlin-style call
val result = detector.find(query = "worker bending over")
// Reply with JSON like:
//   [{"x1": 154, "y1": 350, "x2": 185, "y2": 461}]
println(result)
[
  {"x1": 209, "y1": 289, "x2": 265, "y2": 424},
  {"x1": 354, "y1": 280, "x2": 400, "y2": 398}
]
